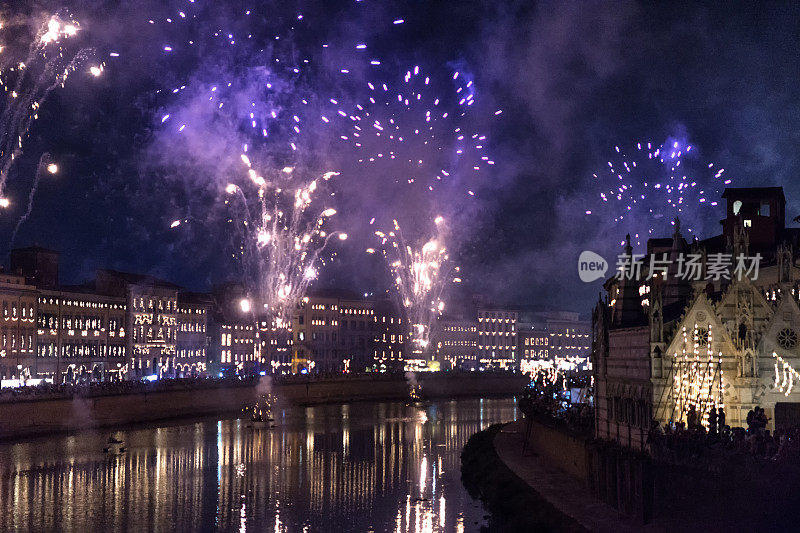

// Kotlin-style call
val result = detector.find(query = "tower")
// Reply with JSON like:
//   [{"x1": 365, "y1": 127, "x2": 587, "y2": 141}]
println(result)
[{"x1": 10, "y1": 246, "x2": 60, "y2": 289}]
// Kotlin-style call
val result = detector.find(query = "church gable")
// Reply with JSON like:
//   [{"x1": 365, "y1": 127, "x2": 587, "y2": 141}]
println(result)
[
  {"x1": 759, "y1": 294, "x2": 800, "y2": 360},
  {"x1": 664, "y1": 294, "x2": 735, "y2": 357},
  {"x1": 715, "y1": 278, "x2": 774, "y2": 347}
]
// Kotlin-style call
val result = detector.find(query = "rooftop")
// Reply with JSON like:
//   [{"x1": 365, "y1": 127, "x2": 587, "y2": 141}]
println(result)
[
  {"x1": 11, "y1": 245, "x2": 60, "y2": 255},
  {"x1": 98, "y1": 269, "x2": 183, "y2": 290},
  {"x1": 721, "y1": 186, "x2": 785, "y2": 200}
]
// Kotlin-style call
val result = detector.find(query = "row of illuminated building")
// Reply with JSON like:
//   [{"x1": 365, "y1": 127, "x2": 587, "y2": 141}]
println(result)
[
  {"x1": 210, "y1": 287, "x2": 407, "y2": 375},
  {"x1": 0, "y1": 246, "x2": 581, "y2": 383},
  {"x1": 0, "y1": 247, "x2": 213, "y2": 383},
  {"x1": 0, "y1": 249, "x2": 402, "y2": 382},
  {"x1": 434, "y1": 309, "x2": 591, "y2": 371}
]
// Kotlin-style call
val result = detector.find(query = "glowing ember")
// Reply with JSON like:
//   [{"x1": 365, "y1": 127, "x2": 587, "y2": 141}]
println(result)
[
  {"x1": 229, "y1": 155, "x2": 345, "y2": 323},
  {"x1": 0, "y1": 12, "x2": 92, "y2": 214},
  {"x1": 372, "y1": 217, "x2": 457, "y2": 368}
]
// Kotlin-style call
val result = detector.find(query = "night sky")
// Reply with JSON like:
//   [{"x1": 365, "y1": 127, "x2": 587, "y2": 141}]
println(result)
[{"x1": 2, "y1": 1, "x2": 800, "y2": 315}]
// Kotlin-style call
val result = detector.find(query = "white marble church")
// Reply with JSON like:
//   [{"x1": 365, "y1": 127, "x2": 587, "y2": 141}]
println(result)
[{"x1": 593, "y1": 187, "x2": 800, "y2": 449}]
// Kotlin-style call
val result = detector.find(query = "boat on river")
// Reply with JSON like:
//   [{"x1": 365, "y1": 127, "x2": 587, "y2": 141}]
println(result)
[
  {"x1": 246, "y1": 394, "x2": 276, "y2": 429},
  {"x1": 103, "y1": 434, "x2": 126, "y2": 454}
]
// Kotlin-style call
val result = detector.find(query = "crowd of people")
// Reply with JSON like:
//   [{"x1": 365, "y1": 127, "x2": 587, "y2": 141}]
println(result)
[
  {"x1": 646, "y1": 404, "x2": 800, "y2": 463},
  {"x1": 519, "y1": 379, "x2": 594, "y2": 435},
  {"x1": 518, "y1": 378, "x2": 800, "y2": 466},
  {"x1": 0, "y1": 376, "x2": 259, "y2": 403}
]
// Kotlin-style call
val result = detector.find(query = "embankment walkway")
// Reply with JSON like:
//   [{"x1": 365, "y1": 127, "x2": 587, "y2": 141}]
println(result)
[{"x1": 494, "y1": 420, "x2": 666, "y2": 533}]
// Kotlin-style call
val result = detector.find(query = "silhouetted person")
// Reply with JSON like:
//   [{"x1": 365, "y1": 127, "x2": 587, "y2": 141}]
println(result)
[
  {"x1": 756, "y1": 406, "x2": 769, "y2": 431},
  {"x1": 717, "y1": 407, "x2": 725, "y2": 430},
  {"x1": 747, "y1": 408, "x2": 756, "y2": 433},
  {"x1": 709, "y1": 407, "x2": 718, "y2": 436},
  {"x1": 765, "y1": 430, "x2": 777, "y2": 459},
  {"x1": 687, "y1": 405, "x2": 699, "y2": 431}
]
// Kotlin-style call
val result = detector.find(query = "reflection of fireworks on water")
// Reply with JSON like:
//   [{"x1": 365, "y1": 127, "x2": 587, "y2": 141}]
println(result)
[
  {"x1": 0, "y1": 13, "x2": 96, "y2": 207},
  {"x1": 370, "y1": 217, "x2": 459, "y2": 368},
  {"x1": 227, "y1": 155, "x2": 346, "y2": 324},
  {"x1": 589, "y1": 139, "x2": 730, "y2": 246}
]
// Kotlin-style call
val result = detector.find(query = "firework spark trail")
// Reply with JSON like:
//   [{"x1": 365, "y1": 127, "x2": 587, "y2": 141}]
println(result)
[
  {"x1": 153, "y1": 3, "x2": 496, "y2": 319},
  {"x1": 8, "y1": 152, "x2": 56, "y2": 248},
  {"x1": 369, "y1": 216, "x2": 459, "y2": 368},
  {"x1": 589, "y1": 139, "x2": 729, "y2": 246},
  {"x1": 229, "y1": 155, "x2": 345, "y2": 324},
  {"x1": 150, "y1": 3, "x2": 496, "y2": 201},
  {"x1": 0, "y1": 14, "x2": 93, "y2": 202},
  {"x1": 334, "y1": 65, "x2": 491, "y2": 196}
]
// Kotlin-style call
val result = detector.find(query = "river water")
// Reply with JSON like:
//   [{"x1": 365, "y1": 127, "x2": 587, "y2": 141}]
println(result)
[{"x1": 0, "y1": 397, "x2": 518, "y2": 532}]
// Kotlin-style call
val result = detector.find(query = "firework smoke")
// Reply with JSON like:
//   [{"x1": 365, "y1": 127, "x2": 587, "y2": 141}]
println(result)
[{"x1": 8, "y1": 151, "x2": 56, "y2": 247}]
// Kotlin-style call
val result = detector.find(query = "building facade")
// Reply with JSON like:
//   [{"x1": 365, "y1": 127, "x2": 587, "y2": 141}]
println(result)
[
  {"x1": 477, "y1": 307, "x2": 518, "y2": 370},
  {"x1": 0, "y1": 251, "x2": 209, "y2": 385},
  {"x1": 96, "y1": 270, "x2": 182, "y2": 379},
  {"x1": 292, "y1": 294, "x2": 341, "y2": 373},
  {"x1": 176, "y1": 292, "x2": 211, "y2": 377},
  {"x1": 291, "y1": 291, "x2": 404, "y2": 374},
  {"x1": 371, "y1": 299, "x2": 404, "y2": 372},
  {"x1": 542, "y1": 312, "x2": 592, "y2": 363},
  {"x1": 434, "y1": 316, "x2": 478, "y2": 370},
  {"x1": 593, "y1": 187, "x2": 800, "y2": 449},
  {"x1": 36, "y1": 288, "x2": 126, "y2": 383},
  {"x1": 518, "y1": 322, "x2": 550, "y2": 360},
  {"x1": 517, "y1": 320, "x2": 549, "y2": 377},
  {"x1": 339, "y1": 296, "x2": 375, "y2": 373},
  {"x1": 208, "y1": 283, "x2": 258, "y2": 376},
  {"x1": 517, "y1": 312, "x2": 590, "y2": 379},
  {"x1": 0, "y1": 273, "x2": 39, "y2": 381},
  {"x1": 258, "y1": 316, "x2": 292, "y2": 374}
]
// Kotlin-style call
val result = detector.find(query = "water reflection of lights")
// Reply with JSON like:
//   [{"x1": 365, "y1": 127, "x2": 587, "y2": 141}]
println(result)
[
  {"x1": 420, "y1": 455, "x2": 428, "y2": 496},
  {"x1": 0, "y1": 398, "x2": 518, "y2": 531}
]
